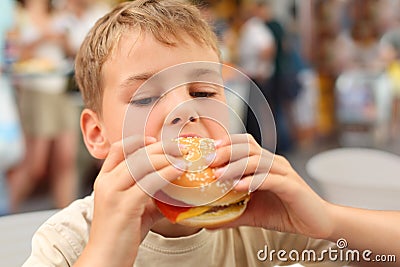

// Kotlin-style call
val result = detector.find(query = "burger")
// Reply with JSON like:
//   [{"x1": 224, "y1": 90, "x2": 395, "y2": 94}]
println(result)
[{"x1": 154, "y1": 137, "x2": 250, "y2": 227}]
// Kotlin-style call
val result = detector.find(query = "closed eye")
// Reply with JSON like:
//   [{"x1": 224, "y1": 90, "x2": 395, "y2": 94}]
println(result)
[
  {"x1": 190, "y1": 91, "x2": 217, "y2": 98},
  {"x1": 130, "y1": 96, "x2": 159, "y2": 106}
]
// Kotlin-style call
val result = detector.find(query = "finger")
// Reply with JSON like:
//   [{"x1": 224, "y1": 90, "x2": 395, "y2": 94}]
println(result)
[
  {"x1": 234, "y1": 172, "x2": 295, "y2": 197},
  {"x1": 230, "y1": 172, "x2": 268, "y2": 192},
  {"x1": 222, "y1": 134, "x2": 276, "y2": 159},
  {"x1": 94, "y1": 157, "x2": 137, "y2": 192},
  {"x1": 264, "y1": 154, "x2": 292, "y2": 176},
  {"x1": 218, "y1": 150, "x2": 289, "y2": 175},
  {"x1": 228, "y1": 155, "x2": 290, "y2": 193},
  {"x1": 96, "y1": 152, "x2": 184, "y2": 195},
  {"x1": 210, "y1": 142, "x2": 261, "y2": 168},
  {"x1": 126, "y1": 153, "x2": 185, "y2": 183},
  {"x1": 131, "y1": 163, "x2": 185, "y2": 197},
  {"x1": 123, "y1": 136, "x2": 157, "y2": 155},
  {"x1": 143, "y1": 139, "x2": 183, "y2": 157},
  {"x1": 101, "y1": 136, "x2": 156, "y2": 174},
  {"x1": 215, "y1": 133, "x2": 255, "y2": 148},
  {"x1": 211, "y1": 133, "x2": 267, "y2": 168},
  {"x1": 213, "y1": 144, "x2": 274, "y2": 176},
  {"x1": 249, "y1": 172, "x2": 268, "y2": 193},
  {"x1": 214, "y1": 155, "x2": 266, "y2": 180}
]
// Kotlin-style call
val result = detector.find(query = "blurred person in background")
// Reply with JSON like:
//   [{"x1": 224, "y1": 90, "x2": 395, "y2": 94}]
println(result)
[
  {"x1": 58, "y1": 0, "x2": 110, "y2": 60},
  {"x1": 380, "y1": 26, "x2": 400, "y2": 140},
  {"x1": 261, "y1": 1, "x2": 304, "y2": 154},
  {"x1": 237, "y1": 0, "x2": 275, "y2": 151},
  {"x1": 57, "y1": 0, "x2": 110, "y2": 196},
  {"x1": 331, "y1": 0, "x2": 387, "y2": 148},
  {"x1": 0, "y1": 0, "x2": 23, "y2": 215},
  {"x1": 57, "y1": 0, "x2": 109, "y2": 98},
  {"x1": 7, "y1": 0, "x2": 79, "y2": 212},
  {"x1": 333, "y1": 0, "x2": 383, "y2": 74}
]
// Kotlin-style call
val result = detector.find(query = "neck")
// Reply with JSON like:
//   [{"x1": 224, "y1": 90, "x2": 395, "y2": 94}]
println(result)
[{"x1": 151, "y1": 219, "x2": 201, "y2": 238}]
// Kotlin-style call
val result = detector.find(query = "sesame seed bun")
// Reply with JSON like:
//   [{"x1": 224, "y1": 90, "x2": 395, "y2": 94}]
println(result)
[{"x1": 154, "y1": 137, "x2": 250, "y2": 227}]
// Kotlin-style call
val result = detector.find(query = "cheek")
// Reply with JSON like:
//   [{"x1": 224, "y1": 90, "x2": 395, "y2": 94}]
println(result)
[
  {"x1": 144, "y1": 109, "x2": 166, "y2": 138},
  {"x1": 124, "y1": 109, "x2": 150, "y2": 137},
  {"x1": 103, "y1": 114, "x2": 125, "y2": 143},
  {"x1": 204, "y1": 118, "x2": 229, "y2": 139},
  {"x1": 203, "y1": 97, "x2": 230, "y2": 139},
  {"x1": 141, "y1": 106, "x2": 167, "y2": 138},
  {"x1": 124, "y1": 104, "x2": 167, "y2": 139}
]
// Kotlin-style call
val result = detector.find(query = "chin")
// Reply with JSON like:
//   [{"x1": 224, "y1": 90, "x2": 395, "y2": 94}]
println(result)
[{"x1": 154, "y1": 137, "x2": 250, "y2": 228}]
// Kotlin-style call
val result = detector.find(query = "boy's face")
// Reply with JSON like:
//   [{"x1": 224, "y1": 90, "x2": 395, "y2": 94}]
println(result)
[{"x1": 99, "y1": 30, "x2": 226, "y2": 147}]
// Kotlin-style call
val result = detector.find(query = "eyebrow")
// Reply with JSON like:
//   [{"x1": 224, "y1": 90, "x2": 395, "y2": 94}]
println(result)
[
  {"x1": 119, "y1": 66, "x2": 223, "y2": 98},
  {"x1": 189, "y1": 68, "x2": 221, "y2": 81},
  {"x1": 119, "y1": 71, "x2": 156, "y2": 89}
]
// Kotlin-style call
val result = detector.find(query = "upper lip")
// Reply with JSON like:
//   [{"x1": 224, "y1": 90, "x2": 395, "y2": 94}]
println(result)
[{"x1": 178, "y1": 133, "x2": 203, "y2": 138}]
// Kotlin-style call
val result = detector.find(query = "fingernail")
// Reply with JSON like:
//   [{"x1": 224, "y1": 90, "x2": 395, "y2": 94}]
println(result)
[
  {"x1": 248, "y1": 181, "x2": 259, "y2": 193},
  {"x1": 146, "y1": 136, "x2": 157, "y2": 143},
  {"x1": 174, "y1": 160, "x2": 187, "y2": 171},
  {"x1": 178, "y1": 143, "x2": 189, "y2": 152},
  {"x1": 205, "y1": 153, "x2": 216, "y2": 163},
  {"x1": 214, "y1": 139, "x2": 223, "y2": 148},
  {"x1": 234, "y1": 179, "x2": 247, "y2": 188},
  {"x1": 213, "y1": 165, "x2": 227, "y2": 177},
  {"x1": 249, "y1": 174, "x2": 266, "y2": 193}
]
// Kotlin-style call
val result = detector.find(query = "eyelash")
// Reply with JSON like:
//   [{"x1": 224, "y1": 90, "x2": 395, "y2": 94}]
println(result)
[
  {"x1": 130, "y1": 96, "x2": 159, "y2": 106},
  {"x1": 190, "y1": 91, "x2": 217, "y2": 98},
  {"x1": 130, "y1": 89, "x2": 217, "y2": 106}
]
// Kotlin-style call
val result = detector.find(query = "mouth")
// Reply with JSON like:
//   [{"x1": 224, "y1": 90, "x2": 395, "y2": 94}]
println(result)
[{"x1": 178, "y1": 133, "x2": 203, "y2": 138}]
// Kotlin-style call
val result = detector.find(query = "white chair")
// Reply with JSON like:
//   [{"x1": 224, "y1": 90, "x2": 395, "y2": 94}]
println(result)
[
  {"x1": 306, "y1": 148, "x2": 400, "y2": 210},
  {"x1": 0, "y1": 209, "x2": 58, "y2": 267}
]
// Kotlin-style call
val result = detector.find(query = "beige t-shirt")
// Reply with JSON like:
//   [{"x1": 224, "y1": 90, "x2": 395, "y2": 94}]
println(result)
[{"x1": 22, "y1": 195, "x2": 348, "y2": 267}]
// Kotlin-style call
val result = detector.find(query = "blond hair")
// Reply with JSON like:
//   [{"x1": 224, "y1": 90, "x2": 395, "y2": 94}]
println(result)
[{"x1": 75, "y1": 0, "x2": 220, "y2": 114}]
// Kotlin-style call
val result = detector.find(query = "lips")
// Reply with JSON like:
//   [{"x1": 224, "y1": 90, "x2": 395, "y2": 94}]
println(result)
[{"x1": 178, "y1": 133, "x2": 203, "y2": 138}]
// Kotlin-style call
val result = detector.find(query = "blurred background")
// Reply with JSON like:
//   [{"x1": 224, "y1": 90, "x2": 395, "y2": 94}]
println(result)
[{"x1": 0, "y1": 0, "x2": 400, "y2": 216}]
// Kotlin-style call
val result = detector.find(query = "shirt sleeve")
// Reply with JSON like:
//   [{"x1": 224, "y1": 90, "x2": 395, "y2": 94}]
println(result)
[
  {"x1": 22, "y1": 196, "x2": 93, "y2": 266},
  {"x1": 22, "y1": 224, "x2": 78, "y2": 267}
]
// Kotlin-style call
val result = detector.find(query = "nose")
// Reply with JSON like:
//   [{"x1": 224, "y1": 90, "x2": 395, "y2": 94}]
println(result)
[
  {"x1": 161, "y1": 100, "x2": 201, "y2": 142},
  {"x1": 169, "y1": 110, "x2": 199, "y2": 126},
  {"x1": 162, "y1": 87, "x2": 200, "y2": 126}
]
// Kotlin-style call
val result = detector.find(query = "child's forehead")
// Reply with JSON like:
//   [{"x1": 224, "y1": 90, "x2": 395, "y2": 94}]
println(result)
[
  {"x1": 100, "y1": 25, "x2": 224, "y2": 106},
  {"x1": 114, "y1": 27, "x2": 217, "y2": 58},
  {"x1": 105, "y1": 28, "x2": 222, "y2": 84},
  {"x1": 111, "y1": 28, "x2": 142, "y2": 56}
]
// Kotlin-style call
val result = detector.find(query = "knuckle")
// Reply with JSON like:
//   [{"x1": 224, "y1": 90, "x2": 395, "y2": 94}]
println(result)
[
  {"x1": 109, "y1": 140, "x2": 123, "y2": 154},
  {"x1": 276, "y1": 154, "x2": 290, "y2": 165},
  {"x1": 246, "y1": 133, "x2": 256, "y2": 143}
]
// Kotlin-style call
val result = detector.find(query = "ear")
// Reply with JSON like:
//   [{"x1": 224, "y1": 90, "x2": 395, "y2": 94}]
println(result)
[{"x1": 80, "y1": 108, "x2": 110, "y2": 159}]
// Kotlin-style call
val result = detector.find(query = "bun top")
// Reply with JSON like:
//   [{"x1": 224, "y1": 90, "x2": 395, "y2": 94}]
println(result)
[
  {"x1": 177, "y1": 137, "x2": 215, "y2": 163},
  {"x1": 159, "y1": 137, "x2": 247, "y2": 207},
  {"x1": 172, "y1": 137, "x2": 216, "y2": 188}
]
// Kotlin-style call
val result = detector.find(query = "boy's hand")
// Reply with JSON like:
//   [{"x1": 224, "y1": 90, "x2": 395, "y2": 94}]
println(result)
[
  {"x1": 210, "y1": 134, "x2": 334, "y2": 240},
  {"x1": 76, "y1": 136, "x2": 183, "y2": 267}
]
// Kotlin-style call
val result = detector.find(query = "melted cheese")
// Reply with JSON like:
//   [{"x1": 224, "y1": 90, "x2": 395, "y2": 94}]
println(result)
[{"x1": 176, "y1": 206, "x2": 212, "y2": 222}]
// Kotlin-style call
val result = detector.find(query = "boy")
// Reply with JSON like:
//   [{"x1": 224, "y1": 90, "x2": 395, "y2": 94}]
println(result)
[{"x1": 23, "y1": 1, "x2": 399, "y2": 266}]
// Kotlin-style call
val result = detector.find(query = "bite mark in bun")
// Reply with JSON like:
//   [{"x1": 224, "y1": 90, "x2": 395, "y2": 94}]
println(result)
[{"x1": 154, "y1": 137, "x2": 250, "y2": 227}]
